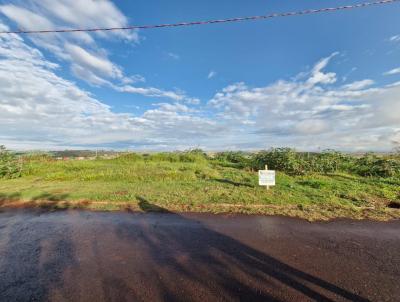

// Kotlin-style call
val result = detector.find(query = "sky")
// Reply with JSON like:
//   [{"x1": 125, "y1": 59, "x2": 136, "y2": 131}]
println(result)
[{"x1": 0, "y1": 0, "x2": 400, "y2": 151}]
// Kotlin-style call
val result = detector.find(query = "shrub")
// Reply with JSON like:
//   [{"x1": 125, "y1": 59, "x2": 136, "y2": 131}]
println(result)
[
  {"x1": 252, "y1": 148, "x2": 309, "y2": 175},
  {"x1": 146, "y1": 150, "x2": 207, "y2": 163},
  {"x1": 213, "y1": 152, "x2": 252, "y2": 169},
  {"x1": 307, "y1": 150, "x2": 352, "y2": 174},
  {"x1": 115, "y1": 153, "x2": 143, "y2": 162},
  {"x1": 0, "y1": 146, "x2": 21, "y2": 179},
  {"x1": 353, "y1": 154, "x2": 400, "y2": 177}
]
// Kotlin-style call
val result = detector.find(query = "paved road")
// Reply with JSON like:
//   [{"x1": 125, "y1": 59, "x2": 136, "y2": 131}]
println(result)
[{"x1": 0, "y1": 207, "x2": 399, "y2": 302}]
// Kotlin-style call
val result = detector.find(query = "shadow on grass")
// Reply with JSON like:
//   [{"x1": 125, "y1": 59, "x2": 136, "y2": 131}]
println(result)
[
  {"x1": 0, "y1": 192, "x2": 90, "y2": 212},
  {"x1": 31, "y1": 192, "x2": 70, "y2": 202},
  {"x1": 0, "y1": 193, "x2": 22, "y2": 212},
  {"x1": 136, "y1": 196, "x2": 171, "y2": 213},
  {"x1": 297, "y1": 180, "x2": 326, "y2": 189},
  {"x1": 0, "y1": 192, "x2": 22, "y2": 204},
  {"x1": 329, "y1": 174, "x2": 400, "y2": 186},
  {"x1": 214, "y1": 178, "x2": 254, "y2": 188}
]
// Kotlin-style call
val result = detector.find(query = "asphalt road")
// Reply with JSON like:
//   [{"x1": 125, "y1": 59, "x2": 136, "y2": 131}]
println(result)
[{"x1": 0, "y1": 207, "x2": 399, "y2": 301}]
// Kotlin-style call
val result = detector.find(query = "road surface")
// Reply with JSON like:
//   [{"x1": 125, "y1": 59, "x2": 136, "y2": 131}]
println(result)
[{"x1": 0, "y1": 207, "x2": 399, "y2": 301}]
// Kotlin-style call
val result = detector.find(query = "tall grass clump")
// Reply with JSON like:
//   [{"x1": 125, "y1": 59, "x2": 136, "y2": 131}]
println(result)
[
  {"x1": 114, "y1": 153, "x2": 144, "y2": 163},
  {"x1": 0, "y1": 145, "x2": 21, "y2": 179},
  {"x1": 146, "y1": 150, "x2": 208, "y2": 163}
]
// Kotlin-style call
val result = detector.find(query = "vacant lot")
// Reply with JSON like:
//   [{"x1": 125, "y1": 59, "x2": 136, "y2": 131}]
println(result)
[{"x1": 0, "y1": 151, "x2": 399, "y2": 220}]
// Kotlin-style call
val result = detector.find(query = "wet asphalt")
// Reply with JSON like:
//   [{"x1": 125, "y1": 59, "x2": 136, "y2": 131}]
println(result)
[{"x1": 0, "y1": 208, "x2": 399, "y2": 302}]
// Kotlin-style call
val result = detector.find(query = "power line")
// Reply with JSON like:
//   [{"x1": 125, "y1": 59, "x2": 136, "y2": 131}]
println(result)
[{"x1": 0, "y1": 0, "x2": 398, "y2": 35}]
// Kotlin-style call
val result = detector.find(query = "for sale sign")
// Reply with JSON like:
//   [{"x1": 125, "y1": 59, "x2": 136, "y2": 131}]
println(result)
[{"x1": 259, "y1": 170, "x2": 276, "y2": 186}]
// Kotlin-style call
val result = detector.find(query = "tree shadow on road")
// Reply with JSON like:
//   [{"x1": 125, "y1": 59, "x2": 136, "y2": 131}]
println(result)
[
  {"x1": 0, "y1": 210, "x2": 77, "y2": 301},
  {"x1": 0, "y1": 197, "x2": 371, "y2": 301},
  {"x1": 110, "y1": 197, "x2": 369, "y2": 301}
]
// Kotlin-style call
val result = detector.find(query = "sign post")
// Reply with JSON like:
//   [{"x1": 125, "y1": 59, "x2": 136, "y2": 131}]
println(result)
[{"x1": 259, "y1": 165, "x2": 275, "y2": 190}]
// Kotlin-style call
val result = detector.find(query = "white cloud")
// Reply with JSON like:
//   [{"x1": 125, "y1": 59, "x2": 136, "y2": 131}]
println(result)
[
  {"x1": 1, "y1": 29, "x2": 399, "y2": 152},
  {"x1": 384, "y1": 67, "x2": 400, "y2": 75},
  {"x1": 116, "y1": 85, "x2": 186, "y2": 101},
  {"x1": 0, "y1": 5, "x2": 53, "y2": 30},
  {"x1": 306, "y1": 52, "x2": 338, "y2": 86},
  {"x1": 208, "y1": 70, "x2": 217, "y2": 79},
  {"x1": 0, "y1": 29, "x2": 223, "y2": 150},
  {"x1": 167, "y1": 52, "x2": 180, "y2": 60},
  {"x1": 0, "y1": 2, "x2": 130, "y2": 83},
  {"x1": 0, "y1": 1, "x2": 193, "y2": 102},
  {"x1": 24, "y1": 0, "x2": 137, "y2": 41},
  {"x1": 390, "y1": 35, "x2": 400, "y2": 42},
  {"x1": 209, "y1": 53, "x2": 400, "y2": 151},
  {"x1": 341, "y1": 79, "x2": 374, "y2": 90},
  {"x1": 64, "y1": 43, "x2": 125, "y2": 86}
]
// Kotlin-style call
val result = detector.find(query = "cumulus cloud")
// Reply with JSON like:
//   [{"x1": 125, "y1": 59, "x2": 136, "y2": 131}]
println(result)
[
  {"x1": 0, "y1": 0, "x2": 194, "y2": 102},
  {"x1": 0, "y1": 30, "x2": 222, "y2": 150},
  {"x1": 209, "y1": 53, "x2": 400, "y2": 151},
  {"x1": 1, "y1": 25, "x2": 399, "y2": 151}
]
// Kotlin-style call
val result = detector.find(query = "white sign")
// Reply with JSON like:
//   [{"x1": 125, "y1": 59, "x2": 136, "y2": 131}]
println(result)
[{"x1": 259, "y1": 170, "x2": 276, "y2": 186}]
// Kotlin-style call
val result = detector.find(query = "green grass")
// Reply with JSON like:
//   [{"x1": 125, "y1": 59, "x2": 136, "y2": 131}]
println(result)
[{"x1": 0, "y1": 155, "x2": 399, "y2": 221}]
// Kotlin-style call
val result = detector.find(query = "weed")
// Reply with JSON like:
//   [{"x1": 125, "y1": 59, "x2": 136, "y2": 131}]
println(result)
[{"x1": 0, "y1": 149, "x2": 398, "y2": 220}]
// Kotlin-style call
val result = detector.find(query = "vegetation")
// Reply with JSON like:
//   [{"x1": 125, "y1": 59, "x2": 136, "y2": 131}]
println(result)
[
  {"x1": 251, "y1": 148, "x2": 400, "y2": 177},
  {"x1": 0, "y1": 148, "x2": 399, "y2": 221},
  {"x1": 0, "y1": 146, "x2": 21, "y2": 179}
]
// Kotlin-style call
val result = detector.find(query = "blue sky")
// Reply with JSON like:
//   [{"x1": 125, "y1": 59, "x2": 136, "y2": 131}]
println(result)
[{"x1": 0, "y1": 0, "x2": 399, "y2": 151}]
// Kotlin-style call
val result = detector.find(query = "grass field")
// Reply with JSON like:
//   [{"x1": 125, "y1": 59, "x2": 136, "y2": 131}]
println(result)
[{"x1": 0, "y1": 152, "x2": 399, "y2": 221}]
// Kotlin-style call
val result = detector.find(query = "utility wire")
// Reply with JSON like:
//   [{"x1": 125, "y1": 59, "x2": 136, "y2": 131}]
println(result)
[{"x1": 0, "y1": 0, "x2": 398, "y2": 35}]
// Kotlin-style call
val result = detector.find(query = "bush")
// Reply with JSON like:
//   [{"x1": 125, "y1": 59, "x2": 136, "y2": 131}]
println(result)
[
  {"x1": 249, "y1": 149, "x2": 385, "y2": 177},
  {"x1": 307, "y1": 150, "x2": 352, "y2": 174},
  {"x1": 146, "y1": 150, "x2": 208, "y2": 163},
  {"x1": 115, "y1": 153, "x2": 143, "y2": 162},
  {"x1": 252, "y1": 148, "x2": 309, "y2": 175},
  {"x1": 353, "y1": 154, "x2": 400, "y2": 177},
  {"x1": 213, "y1": 152, "x2": 252, "y2": 169},
  {"x1": 0, "y1": 146, "x2": 21, "y2": 179}
]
